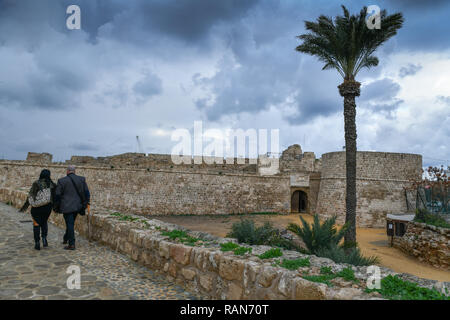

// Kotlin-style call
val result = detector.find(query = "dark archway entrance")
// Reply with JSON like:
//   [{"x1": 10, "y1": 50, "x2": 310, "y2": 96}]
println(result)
[{"x1": 291, "y1": 190, "x2": 308, "y2": 213}]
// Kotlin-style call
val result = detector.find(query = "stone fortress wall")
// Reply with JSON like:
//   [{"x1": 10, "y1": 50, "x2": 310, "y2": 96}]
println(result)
[
  {"x1": 0, "y1": 145, "x2": 422, "y2": 227},
  {"x1": 316, "y1": 151, "x2": 422, "y2": 228},
  {"x1": 0, "y1": 161, "x2": 290, "y2": 216}
]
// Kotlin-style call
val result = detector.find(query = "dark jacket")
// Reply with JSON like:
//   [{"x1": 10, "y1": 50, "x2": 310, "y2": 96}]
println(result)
[{"x1": 55, "y1": 173, "x2": 90, "y2": 214}]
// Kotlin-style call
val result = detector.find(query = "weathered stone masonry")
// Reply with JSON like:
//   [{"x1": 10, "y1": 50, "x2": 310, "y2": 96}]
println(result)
[
  {"x1": 2, "y1": 188, "x2": 448, "y2": 299},
  {"x1": 0, "y1": 188, "x2": 374, "y2": 300},
  {"x1": 393, "y1": 222, "x2": 450, "y2": 270},
  {"x1": 0, "y1": 161, "x2": 291, "y2": 215},
  {"x1": 316, "y1": 151, "x2": 422, "y2": 228},
  {"x1": 1, "y1": 145, "x2": 422, "y2": 227}
]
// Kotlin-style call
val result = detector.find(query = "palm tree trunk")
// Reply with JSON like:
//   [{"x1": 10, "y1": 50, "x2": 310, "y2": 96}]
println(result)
[{"x1": 338, "y1": 80, "x2": 361, "y2": 248}]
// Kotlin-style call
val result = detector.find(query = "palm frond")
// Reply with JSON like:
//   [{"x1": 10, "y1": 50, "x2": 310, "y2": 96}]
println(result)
[{"x1": 296, "y1": 5, "x2": 404, "y2": 80}]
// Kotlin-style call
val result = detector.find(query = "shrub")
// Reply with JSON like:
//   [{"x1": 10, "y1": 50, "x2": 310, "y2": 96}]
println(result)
[
  {"x1": 288, "y1": 214, "x2": 378, "y2": 266},
  {"x1": 227, "y1": 219, "x2": 297, "y2": 249},
  {"x1": 365, "y1": 275, "x2": 450, "y2": 300},
  {"x1": 315, "y1": 244, "x2": 379, "y2": 266},
  {"x1": 414, "y1": 209, "x2": 450, "y2": 229},
  {"x1": 287, "y1": 214, "x2": 348, "y2": 254},
  {"x1": 258, "y1": 248, "x2": 283, "y2": 259}
]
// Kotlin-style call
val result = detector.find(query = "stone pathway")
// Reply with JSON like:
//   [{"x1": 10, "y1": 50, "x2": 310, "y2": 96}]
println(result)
[{"x1": 0, "y1": 202, "x2": 205, "y2": 300}]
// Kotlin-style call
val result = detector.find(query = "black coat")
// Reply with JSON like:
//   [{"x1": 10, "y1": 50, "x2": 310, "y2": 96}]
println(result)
[{"x1": 55, "y1": 174, "x2": 90, "y2": 214}]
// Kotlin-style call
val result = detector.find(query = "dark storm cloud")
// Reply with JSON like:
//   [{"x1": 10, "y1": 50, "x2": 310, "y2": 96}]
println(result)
[
  {"x1": 88, "y1": 0, "x2": 260, "y2": 49},
  {"x1": 399, "y1": 64, "x2": 422, "y2": 78},
  {"x1": 0, "y1": 0, "x2": 449, "y2": 164},
  {"x1": 360, "y1": 79, "x2": 401, "y2": 102},
  {"x1": 133, "y1": 72, "x2": 163, "y2": 98}
]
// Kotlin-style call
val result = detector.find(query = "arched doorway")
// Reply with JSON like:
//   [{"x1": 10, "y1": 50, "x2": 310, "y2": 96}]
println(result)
[{"x1": 291, "y1": 190, "x2": 308, "y2": 213}]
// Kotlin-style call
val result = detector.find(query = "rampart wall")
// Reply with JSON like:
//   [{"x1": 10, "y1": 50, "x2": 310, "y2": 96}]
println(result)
[
  {"x1": 316, "y1": 151, "x2": 422, "y2": 228},
  {"x1": 0, "y1": 161, "x2": 290, "y2": 215}
]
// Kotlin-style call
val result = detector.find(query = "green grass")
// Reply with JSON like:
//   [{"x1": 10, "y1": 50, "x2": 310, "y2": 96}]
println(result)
[
  {"x1": 161, "y1": 229, "x2": 200, "y2": 246},
  {"x1": 220, "y1": 242, "x2": 239, "y2": 252},
  {"x1": 233, "y1": 246, "x2": 252, "y2": 256},
  {"x1": 220, "y1": 242, "x2": 252, "y2": 255},
  {"x1": 365, "y1": 275, "x2": 450, "y2": 300},
  {"x1": 273, "y1": 258, "x2": 311, "y2": 270},
  {"x1": 109, "y1": 212, "x2": 140, "y2": 222},
  {"x1": 302, "y1": 274, "x2": 336, "y2": 286},
  {"x1": 258, "y1": 248, "x2": 283, "y2": 259},
  {"x1": 301, "y1": 267, "x2": 358, "y2": 287}
]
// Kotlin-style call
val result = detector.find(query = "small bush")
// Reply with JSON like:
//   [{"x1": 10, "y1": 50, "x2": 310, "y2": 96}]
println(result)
[
  {"x1": 258, "y1": 248, "x2": 283, "y2": 259},
  {"x1": 227, "y1": 219, "x2": 297, "y2": 250},
  {"x1": 287, "y1": 214, "x2": 348, "y2": 254},
  {"x1": 414, "y1": 209, "x2": 450, "y2": 229},
  {"x1": 316, "y1": 244, "x2": 379, "y2": 266},
  {"x1": 365, "y1": 275, "x2": 450, "y2": 300}
]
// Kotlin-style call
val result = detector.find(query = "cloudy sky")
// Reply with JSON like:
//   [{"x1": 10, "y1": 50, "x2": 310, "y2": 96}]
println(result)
[{"x1": 0, "y1": 0, "x2": 449, "y2": 167}]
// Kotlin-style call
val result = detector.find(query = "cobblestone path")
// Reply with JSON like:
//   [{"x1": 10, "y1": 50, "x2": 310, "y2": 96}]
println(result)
[{"x1": 0, "y1": 202, "x2": 205, "y2": 300}]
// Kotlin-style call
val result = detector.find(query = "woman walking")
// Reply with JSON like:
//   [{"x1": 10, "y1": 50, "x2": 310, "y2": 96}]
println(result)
[{"x1": 19, "y1": 169, "x2": 56, "y2": 250}]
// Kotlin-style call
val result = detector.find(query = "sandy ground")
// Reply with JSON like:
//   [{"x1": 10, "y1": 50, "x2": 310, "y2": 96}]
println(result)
[{"x1": 156, "y1": 213, "x2": 450, "y2": 282}]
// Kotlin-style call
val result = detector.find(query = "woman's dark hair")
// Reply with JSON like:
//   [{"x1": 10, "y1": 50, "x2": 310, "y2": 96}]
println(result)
[{"x1": 39, "y1": 169, "x2": 52, "y2": 185}]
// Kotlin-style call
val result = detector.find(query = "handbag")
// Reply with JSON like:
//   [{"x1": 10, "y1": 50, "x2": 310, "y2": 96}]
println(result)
[
  {"x1": 68, "y1": 175, "x2": 87, "y2": 216},
  {"x1": 28, "y1": 181, "x2": 52, "y2": 208}
]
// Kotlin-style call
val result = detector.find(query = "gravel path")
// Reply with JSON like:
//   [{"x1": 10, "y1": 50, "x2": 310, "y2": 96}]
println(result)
[{"x1": 0, "y1": 202, "x2": 205, "y2": 300}]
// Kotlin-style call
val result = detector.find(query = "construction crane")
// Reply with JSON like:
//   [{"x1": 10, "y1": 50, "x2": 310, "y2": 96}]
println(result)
[{"x1": 136, "y1": 135, "x2": 144, "y2": 154}]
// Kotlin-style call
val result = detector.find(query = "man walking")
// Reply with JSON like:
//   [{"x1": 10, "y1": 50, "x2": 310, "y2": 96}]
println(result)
[{"x1": 55, "y1": 165, "x2": 90, "y2": 250}]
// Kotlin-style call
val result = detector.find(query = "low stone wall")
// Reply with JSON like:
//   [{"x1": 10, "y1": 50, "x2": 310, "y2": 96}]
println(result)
[
  {"x1": 0, "y1": 188, "x2": 375, "y2": 300},
  {"x1": 2, "y1": 188, "x2": 447, "y2": 300},
  {"x1": 393, "y1": 222, "x2": 450, "y2": 270}
]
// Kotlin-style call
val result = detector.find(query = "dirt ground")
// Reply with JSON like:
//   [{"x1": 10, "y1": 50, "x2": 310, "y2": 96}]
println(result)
[{"x1": 156, "y1": 213, "x2": 450, "y2": 282}]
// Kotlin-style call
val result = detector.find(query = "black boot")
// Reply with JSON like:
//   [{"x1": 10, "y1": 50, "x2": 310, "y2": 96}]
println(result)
[
  {"x1": 33, "y1": 226, "x2": 40, "y2": 250},
  {"x1": 42, "y1": 237, "x2": 48, "y2": 247}
]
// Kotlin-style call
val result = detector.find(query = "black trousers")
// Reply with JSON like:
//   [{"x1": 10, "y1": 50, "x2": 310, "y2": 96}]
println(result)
[
  {"x1": 63, "y1": 212, "x2": 78, "y2": 246},
  {"x1": 30, "y1": 203, "x2": 52, "y2": 243}
]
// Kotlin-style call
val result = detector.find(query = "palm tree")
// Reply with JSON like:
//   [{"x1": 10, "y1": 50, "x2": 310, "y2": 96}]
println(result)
[{"x1": 295, "y1": 5, "x2": 403, "y2": 247}]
